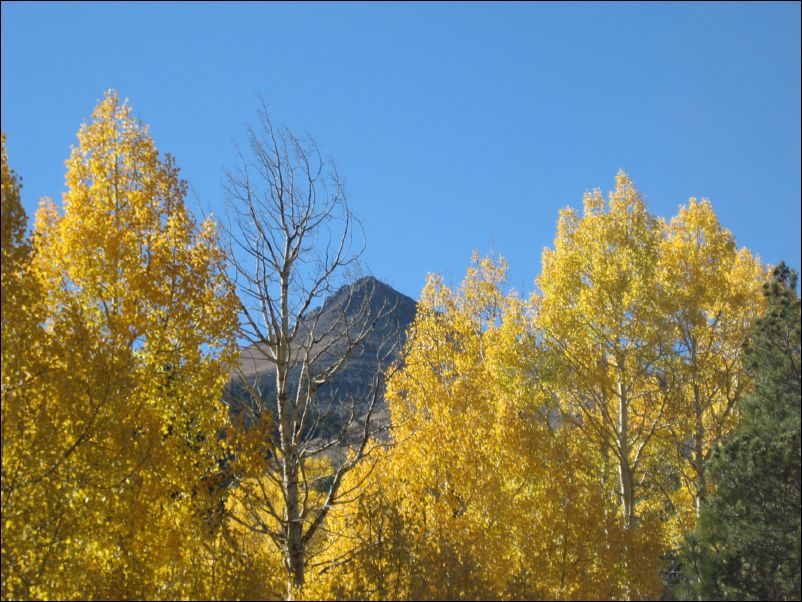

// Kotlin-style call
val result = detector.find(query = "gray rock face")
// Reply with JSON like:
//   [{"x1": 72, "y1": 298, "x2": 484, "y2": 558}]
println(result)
[{"x1": 227, "y1": 276, "x2": 416, "y2": 442}]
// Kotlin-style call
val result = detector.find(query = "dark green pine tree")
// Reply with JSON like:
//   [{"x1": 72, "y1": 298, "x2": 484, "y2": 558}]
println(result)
[{"x1": 678, "y1": 262, "x2": 801, "y2": 601}]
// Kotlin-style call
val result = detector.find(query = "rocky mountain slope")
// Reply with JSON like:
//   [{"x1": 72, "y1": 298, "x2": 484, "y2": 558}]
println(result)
[{"x1": 227, "y1": 276, "x2": 417, "y2": 442}]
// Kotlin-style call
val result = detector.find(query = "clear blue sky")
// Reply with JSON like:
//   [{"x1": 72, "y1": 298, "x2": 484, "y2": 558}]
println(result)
[{"x1": 2, "y1": 1, "x2": 800, "y2": 300}]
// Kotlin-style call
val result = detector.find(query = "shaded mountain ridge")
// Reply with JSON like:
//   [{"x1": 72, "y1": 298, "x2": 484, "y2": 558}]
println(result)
[{"x1": 228, "y1": 276, "x2": 417, "y2": 442}]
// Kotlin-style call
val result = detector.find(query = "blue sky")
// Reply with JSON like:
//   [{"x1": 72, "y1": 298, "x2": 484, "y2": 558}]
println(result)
[{"x1": 2, "y1": 1, "x2": 800, "y2": 300}]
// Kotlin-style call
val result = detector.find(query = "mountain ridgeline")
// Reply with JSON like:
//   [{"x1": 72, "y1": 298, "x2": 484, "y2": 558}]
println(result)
[{"x1": 227, "y1": 277, "x2": 417, "y2": 443}]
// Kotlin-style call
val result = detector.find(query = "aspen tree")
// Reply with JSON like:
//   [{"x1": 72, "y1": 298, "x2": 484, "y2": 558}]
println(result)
[{"x1": 23, "y1": 91, "x2": 238, "y2": 598}]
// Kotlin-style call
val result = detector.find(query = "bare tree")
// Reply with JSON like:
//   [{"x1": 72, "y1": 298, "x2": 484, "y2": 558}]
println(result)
[{"x1": 221, "y1": 102, "x2": 401, "y2": 598}]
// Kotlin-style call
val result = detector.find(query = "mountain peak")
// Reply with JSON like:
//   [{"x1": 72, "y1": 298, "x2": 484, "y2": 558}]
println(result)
[
  {"x1": 231, "y1": 274, "x2": 418, "y2": 441},
  {"x1": 322, "y1": 275, "x2": 415, "y2": 315}
]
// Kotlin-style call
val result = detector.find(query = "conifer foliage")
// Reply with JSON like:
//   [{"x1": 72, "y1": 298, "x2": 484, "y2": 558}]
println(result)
[{"x1": 678, "y1": 263, "x2": 801, "y2": 601}]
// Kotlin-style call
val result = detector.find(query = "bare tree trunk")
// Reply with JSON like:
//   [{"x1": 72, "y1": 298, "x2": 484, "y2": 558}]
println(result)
[
  {"x1": 285, "y1": 460, "x2": 305, "y2": 595},
  {"x1": 222, "y1": 101, "x2": 402, "y2": 599},
  {"x1": 617, "y1": 379, "x2": 634, "y2": 528},
  {"x1": 692, "y1": 382, "x2": 706, "y2": 518}
]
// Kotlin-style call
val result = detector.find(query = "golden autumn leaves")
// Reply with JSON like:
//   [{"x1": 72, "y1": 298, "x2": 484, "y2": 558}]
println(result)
[
  {"x1": 306, "y1": 256, "x2": 662, "y2": 600},
  {"x1": 2, "y1": 92, "x2": 239, "y2": 599},
  {"x1": 304, "y1": 177, "x2": 764, "y2": 600},
  {"x1": 1, "y1": 91, "x2": 767, "y2": 600}
]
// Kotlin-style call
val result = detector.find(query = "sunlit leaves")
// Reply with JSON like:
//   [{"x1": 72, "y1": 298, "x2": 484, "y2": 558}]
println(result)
[{"x1": 1, "y1": 92, "x2": 239, "y2": 599}]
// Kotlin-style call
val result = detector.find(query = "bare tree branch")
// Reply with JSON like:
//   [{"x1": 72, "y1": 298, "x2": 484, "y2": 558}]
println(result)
[{"x1": 220, "y1": 101, "x2": 407, "y2": 597}]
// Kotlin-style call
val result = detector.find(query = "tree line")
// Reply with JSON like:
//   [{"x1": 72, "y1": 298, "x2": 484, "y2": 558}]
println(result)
[{"x1": 2, "y1": 91, "x2": 799, "y2": 600}]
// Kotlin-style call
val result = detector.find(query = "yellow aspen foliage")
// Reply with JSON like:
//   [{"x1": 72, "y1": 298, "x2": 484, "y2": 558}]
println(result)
[
  {"x1": 301, "y1": 448, "x2": 411, "y2": 601},
  {"x1": 537, "y1": 171, "x2": 672, "y2": 521},
  {"x1": 306, "y1": 256, "x2": 512, "y2": 599},
  {"x1": 535, "y1": 172, "x2": 670, "y2": 594},
  {"x1": 657, "y1": 198, "x2": 765, "y2": 539},
  {"x1": 308, "y1": 253, "x2": 662, "y2": 600},
  {"x1": 1, "y1": 133, "x2": 28, "y2": 273},
  {"x1": 222, "y1": 431, "x2": 332, "y2": 600},
  {"x1": 2, "y1": 115, "x2": 769, "y2": 600},
  {"x1": 534, "y1": 172, "x2": 767, "y2": 594},
  {"x1": 1, "y1": 133, "x2": 59, "y2": 600},
  {"x1": 7, "y1": 91, "x2": 239, "y2": 599},
  {"x1": 223, "y1": 406, "x2": 383, "y2": 599}
]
